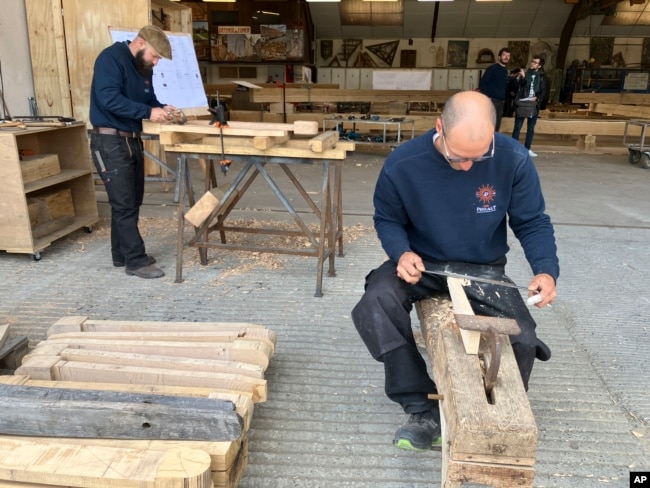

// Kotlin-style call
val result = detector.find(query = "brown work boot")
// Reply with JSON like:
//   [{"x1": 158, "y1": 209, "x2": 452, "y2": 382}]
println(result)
[
  {"x1": 125, "y1": 263, "x2": 165, "y2": 279},
  {"x1": 113, "y1": 254, "x2": 156, "y2": 268}
]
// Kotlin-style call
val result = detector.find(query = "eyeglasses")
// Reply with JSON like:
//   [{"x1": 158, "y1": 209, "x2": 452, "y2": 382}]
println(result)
[{"x1": 440, "y1": 128, "x2": 495, "y2": 164}]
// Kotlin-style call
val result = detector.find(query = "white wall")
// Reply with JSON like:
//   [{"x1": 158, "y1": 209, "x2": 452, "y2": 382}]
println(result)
[{"x1": 0, "y1": 0, "x2": 35, "y2": 117}]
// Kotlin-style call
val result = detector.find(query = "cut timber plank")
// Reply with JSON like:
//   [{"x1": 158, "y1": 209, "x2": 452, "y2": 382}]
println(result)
[
  {"x1": 227, "y1": 120, "x2": 319, "y2": 135},
  {"x1": 0, "y1": 441, "x2": 212, "y2": 488},
  {"x1": 46, "y1": 331, "x2": 275, "y2": 357},
  {"x1": 0, "y1": 383, "x2": 243, "y2": 441},
  {"x1": 15, "y1": 357, "x2": 268, "y2": 402},
  {"x1": 309, "y1": 130, "x2": 339, "y2": 153},
  {"x1": 0, "y1": 374, "x2": 254, "y2": 434},
  {"x1": 250, "y1": 88, "x2": 457, "y2": 104},
  {"x1": 36, "y1": 338, "x2": 271, "y2": 368},
  {"x1": 590, "y1": 102, "x2": 650, "y2": 119},
  {"x1": 253, "y1": 134, "x2": 289, "y2": 150},
  {"x1": 48, "y1": 316, "x2": 271, "y2": 334},
  {"x1": 24, "y1": 347, "x2": 265, "y2": 379},
  {"x1": 447, "y1": 277, "x2": 480, "y2": 354}
]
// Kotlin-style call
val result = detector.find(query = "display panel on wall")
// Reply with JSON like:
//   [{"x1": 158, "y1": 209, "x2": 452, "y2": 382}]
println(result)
[
  {"x1": 210, "y1": 24, "x2": 304, "y2": 62},
  {"x1": 507, "y1": 41, "x2": 530, "y2": 70},
  {"x1": 590, "y1": 37, "x2": 614, "y2": 67},
  {"x1": 447, "y1": 40, "x2": 469, "y2": 68}
]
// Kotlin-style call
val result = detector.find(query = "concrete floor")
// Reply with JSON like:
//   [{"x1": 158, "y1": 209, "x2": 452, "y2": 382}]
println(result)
[{"x1": 1, "y1": 139, "x2": 649, "y2": 487}]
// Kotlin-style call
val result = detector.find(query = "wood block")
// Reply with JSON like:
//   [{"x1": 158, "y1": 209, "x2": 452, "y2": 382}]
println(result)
[
  {"x1": 20, "y1": 153, "x2": 60, "y2": 184},
  {"x1": 184, "y1": 187, "x2": 227, "y2": 227},
  {"x1": 0, "y1": 383, "x2": 242, "y2": 441},
  {"x1": 309, "y1": 130, "x2": 339, "y2": 153},
  {"x1": 27, "y1": 188, "x2": 74, "y2": 223},
  {"x1": 0, "y1": 440, "x2": 213, "y2": 488},
  {"x1": 253, "y1": 134, "x2": 289, "y2": 150},
  {"x1": 417, "y1": 297, "x2": 537, "y2": 477}
]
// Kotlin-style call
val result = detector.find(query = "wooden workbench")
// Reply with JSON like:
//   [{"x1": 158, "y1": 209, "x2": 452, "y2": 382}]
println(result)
[{"x1": 145, "y1": 120, "x2": 355, "y2": 297}]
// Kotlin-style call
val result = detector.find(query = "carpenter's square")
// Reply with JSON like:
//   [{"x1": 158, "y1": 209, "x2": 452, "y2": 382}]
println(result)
[{"x1": 422, "y1": 269, "x2": 542, "y2": 306}]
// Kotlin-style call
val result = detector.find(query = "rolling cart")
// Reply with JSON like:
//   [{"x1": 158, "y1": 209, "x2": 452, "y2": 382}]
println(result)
[{"x1": 623, "y1": 119, "x2": 650, "y2": 169}]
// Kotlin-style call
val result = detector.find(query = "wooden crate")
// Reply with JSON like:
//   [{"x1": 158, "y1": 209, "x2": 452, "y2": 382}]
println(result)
[{"x1": 20, "y1": 153, "x2": 61, "y2": 184}]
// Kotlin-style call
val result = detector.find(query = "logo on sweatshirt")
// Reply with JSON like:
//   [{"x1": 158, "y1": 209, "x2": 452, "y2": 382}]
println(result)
[{"x1": 476, "y1": 184, "x2": 496, "y2": 213}]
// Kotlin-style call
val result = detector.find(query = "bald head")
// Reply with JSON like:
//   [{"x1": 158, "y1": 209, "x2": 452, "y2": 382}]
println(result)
[{"x1": 440, "y1": 91, "x2": 496, "y2": 142}]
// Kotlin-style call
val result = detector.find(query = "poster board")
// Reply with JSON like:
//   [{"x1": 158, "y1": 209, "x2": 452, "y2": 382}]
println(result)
[
  {"x1": 109, "y1": 27, "x2": 207, "y2": 111},
  {"x1": 372, "y1": 70, "x2": 432, "y2": 90}
]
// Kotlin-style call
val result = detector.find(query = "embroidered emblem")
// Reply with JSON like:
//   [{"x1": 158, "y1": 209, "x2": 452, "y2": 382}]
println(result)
[{"x1": 475, "y1": 184, "x2": 497, "y2": 213}]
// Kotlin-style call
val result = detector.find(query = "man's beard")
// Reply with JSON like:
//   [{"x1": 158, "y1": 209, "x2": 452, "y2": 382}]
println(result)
[{"x1": 135, "y1": 49, "x2": 154, "y2": 77}]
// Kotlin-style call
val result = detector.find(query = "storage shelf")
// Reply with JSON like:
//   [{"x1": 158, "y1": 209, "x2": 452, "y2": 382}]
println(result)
[{"x1": 24, "y1": 169, "x2": 92, "y2": 194}]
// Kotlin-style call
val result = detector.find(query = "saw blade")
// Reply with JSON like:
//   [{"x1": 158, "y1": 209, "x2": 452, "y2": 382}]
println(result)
[{"x1": 422, "y1": 269, "x2": 532, "y2": 291}]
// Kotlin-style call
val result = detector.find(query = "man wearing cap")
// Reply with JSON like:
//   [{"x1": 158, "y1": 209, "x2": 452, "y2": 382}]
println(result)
[{"x1": 89, "y1": 25, "x2": 177, "y2": 279}]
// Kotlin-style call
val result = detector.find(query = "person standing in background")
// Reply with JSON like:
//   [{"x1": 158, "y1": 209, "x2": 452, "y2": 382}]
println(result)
[
  {"x1": 512, "y1": 55, "x2": 547, "y2": 158},
  {"x1": 503, "y1": 69, "x2": 521, "y2": 118},
  {"x1": 478, "y1": 47, "x2": 511, "y2": 132},
  {"x1": 89, "y1": 25, "x2": 178, "y2": 279}
]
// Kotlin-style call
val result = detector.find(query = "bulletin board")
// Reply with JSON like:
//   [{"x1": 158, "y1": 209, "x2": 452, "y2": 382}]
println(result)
[{"x1": 109, "y1": 27, "x2": 208, "y2": 111}]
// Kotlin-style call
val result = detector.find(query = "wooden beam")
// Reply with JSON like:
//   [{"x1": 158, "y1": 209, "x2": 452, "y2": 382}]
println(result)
[{"x1": 0, "y1": 383, "x2": 243, "y2": 441}]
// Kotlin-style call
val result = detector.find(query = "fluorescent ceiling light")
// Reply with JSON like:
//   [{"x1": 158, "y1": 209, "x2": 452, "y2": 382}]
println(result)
[{"x1": 362, "y1": 0, "x2": 399, "y2": 2}]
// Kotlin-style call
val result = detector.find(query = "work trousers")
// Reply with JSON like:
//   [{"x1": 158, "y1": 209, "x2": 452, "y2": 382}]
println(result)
[
  {"x1": 90, "y1": 133, "x2": 149, "y2": 269},
  {"x1": 351, "y1": 260, "x2": 549, "y2": 414},
  {"x1": 490, "y1": 98, "x2": 505, "y2": 132},
  {"x1": 512, "y1": 113, "x2": 539, "y2": 150}
]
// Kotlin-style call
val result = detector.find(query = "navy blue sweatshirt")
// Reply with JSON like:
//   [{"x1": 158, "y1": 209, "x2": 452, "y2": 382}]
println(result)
[
  {"x1": 373, "y1": 129, "x2": 559, "y2": 281},
  {"x1": 89, "y1": 41, "x2": 164, "y2": 132},
  {"x1": 479, "y1": 63, "x2": 508, "y2": 100}
]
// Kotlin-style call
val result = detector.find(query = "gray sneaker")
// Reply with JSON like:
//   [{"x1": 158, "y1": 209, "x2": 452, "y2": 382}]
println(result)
[{"x1": 393, "y1": 410, "x2": 442, "y2": 451}]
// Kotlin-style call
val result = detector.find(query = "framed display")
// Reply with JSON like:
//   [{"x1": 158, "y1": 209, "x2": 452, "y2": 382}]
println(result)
[{"x1": 447, "y1": 40, "x2": 469, "y2": 68}]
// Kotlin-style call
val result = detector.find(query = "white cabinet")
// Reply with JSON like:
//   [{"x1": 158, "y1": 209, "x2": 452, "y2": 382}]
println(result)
[
  {"x1": 317, "y1": 67, "x2": 331, "y2": 84},
  {"x1": 360, "y1": 69, "x2": 374, "y2": 90},
  {"x1": 448, "y1": 70, "x2": 463, "y2": 90},
  {"x1": 433, "y1": 69, "x2": 448, "y2": 90},
  {"x1": 331, "y1": 68, "x2": 345, "y2": 88},
  {"x1": 345, "y1": 69, "x2": 360, "y2": 90},
  {"x1": 463, "y1": 69, "x2": 480, "y2": 91}
]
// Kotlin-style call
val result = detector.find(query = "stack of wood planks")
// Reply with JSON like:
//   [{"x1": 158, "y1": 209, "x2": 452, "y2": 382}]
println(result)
[{"x1": 1, "y1": 315, "x2": 277, "y2": 488}]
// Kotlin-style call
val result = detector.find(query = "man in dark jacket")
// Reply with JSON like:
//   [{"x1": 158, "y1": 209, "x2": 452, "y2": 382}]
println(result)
[
  {"x1": 351, "y1": 91, "x2": 558, "y2": 452},
  {"x1": 89, "y1": 25, "x2": 178, "y2": 278},
  {"x1": 478, "y1": 47, "x2": 511, "y2": 131},
  {"x1": 512, "y1": 55, "x2": 547, "y2": 157}
]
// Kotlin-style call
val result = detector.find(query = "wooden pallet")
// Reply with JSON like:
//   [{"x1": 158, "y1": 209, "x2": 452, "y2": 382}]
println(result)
[{"x1": 1, "y1": 316, "x2": 277, "y2": 488}]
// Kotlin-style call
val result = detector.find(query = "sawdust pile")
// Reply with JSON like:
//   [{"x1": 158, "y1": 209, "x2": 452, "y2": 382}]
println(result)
[{"x1": 74, "y1": 217, "x2": 374, "y2": 278}]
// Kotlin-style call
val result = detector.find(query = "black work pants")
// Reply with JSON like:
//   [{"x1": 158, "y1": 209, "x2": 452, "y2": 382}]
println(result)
[
  {"x1": 490, "y1": 98, "x2": 505, "y2": 132},
  {"x1": 351, "y1": 260, "x2": 549, "y2": 414},
  {"x1": 90, "y1": 133, "x2": 149, "y2": 269}
]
